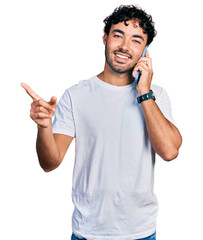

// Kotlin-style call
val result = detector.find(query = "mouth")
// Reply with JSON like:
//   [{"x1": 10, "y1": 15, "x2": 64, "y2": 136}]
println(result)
[{"x1": 114, "y1": 52, "x2": 132, "y2": 62}]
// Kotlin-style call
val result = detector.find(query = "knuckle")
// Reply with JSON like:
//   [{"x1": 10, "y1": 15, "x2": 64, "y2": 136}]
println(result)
[{"x1": 38, "y1": 99, "x2": 42, "y2": 105}]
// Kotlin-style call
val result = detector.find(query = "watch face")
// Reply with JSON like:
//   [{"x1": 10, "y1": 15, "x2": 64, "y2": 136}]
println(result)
[{"x1": 137, "y1": 90, "x2": 156, "y2": 103}]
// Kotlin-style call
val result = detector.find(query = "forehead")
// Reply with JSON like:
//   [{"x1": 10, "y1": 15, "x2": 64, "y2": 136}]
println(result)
[{"x1": 109, "y1": 20, "x2": 147, "y2": 41}]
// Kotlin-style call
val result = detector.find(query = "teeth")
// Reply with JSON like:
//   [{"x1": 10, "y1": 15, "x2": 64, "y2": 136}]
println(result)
[{"x1": 116, "y1": 54, "x2": 129, "y2": 59}]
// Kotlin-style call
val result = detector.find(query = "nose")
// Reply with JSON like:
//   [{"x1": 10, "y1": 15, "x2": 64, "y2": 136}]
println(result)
[{"x1": 119, "y1": 38, "x2": 129, "y2": 51}]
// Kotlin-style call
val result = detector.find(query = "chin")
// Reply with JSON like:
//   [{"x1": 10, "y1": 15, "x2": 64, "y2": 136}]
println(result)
[{"x1": 110, "y1": 64, "x2": 134, "y2": 74}]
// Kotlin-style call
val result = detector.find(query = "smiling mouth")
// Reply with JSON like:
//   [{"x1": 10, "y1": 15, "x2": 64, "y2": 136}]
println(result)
[
  {"x1": 116, "y1": 54, "x2": 129, "y2": 59},
  {"x1": 114, "y1": 52, "x2": 132, "y2": 60}
]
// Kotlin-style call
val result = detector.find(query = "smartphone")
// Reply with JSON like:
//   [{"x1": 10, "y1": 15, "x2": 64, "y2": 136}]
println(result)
[{"x1": 134, "y1": 46, "x2": 148, "y2": 86}]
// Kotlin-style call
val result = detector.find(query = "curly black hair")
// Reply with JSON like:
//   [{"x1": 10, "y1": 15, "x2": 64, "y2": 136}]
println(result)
[{"x1": 103, "y1": 5, "x2": 157, "y2": 46}]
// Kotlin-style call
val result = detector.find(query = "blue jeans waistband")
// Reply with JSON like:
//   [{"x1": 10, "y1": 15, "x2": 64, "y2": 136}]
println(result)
[{"x1": 71, "y1": 232, "x2": 156, "y2": 240}]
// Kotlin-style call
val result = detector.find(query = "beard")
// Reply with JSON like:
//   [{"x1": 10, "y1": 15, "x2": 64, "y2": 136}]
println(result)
[{"x1": 105, "y1": 44, "x2": 135, "y2": 74}]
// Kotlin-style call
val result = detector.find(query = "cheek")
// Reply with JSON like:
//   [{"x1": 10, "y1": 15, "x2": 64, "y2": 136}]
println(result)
[
  {"x1": 132, "y1": 47, "x2": 144, "y2": 60},
  {"x1": 106, "y1": 38, "x2": 120, "y2": 51}
]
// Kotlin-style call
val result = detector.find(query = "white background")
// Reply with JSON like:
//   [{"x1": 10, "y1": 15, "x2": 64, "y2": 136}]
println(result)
[{"x1": 0, "y1": 0, "x2": 202, "y2": 239}]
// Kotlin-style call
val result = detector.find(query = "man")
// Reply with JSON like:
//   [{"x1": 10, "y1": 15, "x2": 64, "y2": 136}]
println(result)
[{"x1": 21, "y1": 5, "x2": 182, "y2": 240}]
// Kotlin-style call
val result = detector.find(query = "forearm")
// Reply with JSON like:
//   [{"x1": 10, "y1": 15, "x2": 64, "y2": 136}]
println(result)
[
  {"x1": 36, "y1": 124, "x2": 60, "y2": 171},
  {"x1": 141, "y1": 99, "x2": 182, "y2": 161}
]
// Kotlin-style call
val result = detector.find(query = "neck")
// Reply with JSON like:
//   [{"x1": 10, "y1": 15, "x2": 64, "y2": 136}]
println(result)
[{"x1": 97, "y1": 62, "x2": 134, "y2": 87}]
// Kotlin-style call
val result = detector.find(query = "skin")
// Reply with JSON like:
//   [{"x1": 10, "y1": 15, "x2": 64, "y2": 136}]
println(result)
[{"x1": 21, "y1": 19, "x2": 182, "y2": 171}]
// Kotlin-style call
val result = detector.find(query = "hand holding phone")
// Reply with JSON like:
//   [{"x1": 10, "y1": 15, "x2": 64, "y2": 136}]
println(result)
[{"x1": 134, "y1": 46, "x2": 148, "y2": 86}]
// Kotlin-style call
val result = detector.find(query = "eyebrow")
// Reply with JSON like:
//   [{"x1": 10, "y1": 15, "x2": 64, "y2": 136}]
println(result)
[{"x1": 112, "y1": 29, "x2": 145, "y2": 42}]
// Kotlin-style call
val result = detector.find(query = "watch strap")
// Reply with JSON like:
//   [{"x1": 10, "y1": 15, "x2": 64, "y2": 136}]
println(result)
[{"x1": 137, "y1": 90, "x2": 156, "y2": 103}]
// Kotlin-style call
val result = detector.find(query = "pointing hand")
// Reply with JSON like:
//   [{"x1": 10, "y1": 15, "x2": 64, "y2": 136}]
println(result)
[{"x1": 21, "y1": 83, "x2": 57, "y2": 128}]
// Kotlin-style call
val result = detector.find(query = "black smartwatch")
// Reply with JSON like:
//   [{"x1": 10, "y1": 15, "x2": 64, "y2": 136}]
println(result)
[{"x1": 137, "y1": 90, "x2": 156, "y2": 103}]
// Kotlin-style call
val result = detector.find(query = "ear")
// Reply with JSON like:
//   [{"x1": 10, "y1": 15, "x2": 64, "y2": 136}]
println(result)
[{"x1": 103, "y1": 33, "x2": 108, "y2": 45}]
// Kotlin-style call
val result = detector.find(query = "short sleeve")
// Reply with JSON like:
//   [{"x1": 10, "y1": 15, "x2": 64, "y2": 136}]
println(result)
[
  {"x1": 153, "y1": 86, "x2": 176, "y2": 126},
  {"x1": 52, "y1": 90, "x2": 75, "y2": 137}
]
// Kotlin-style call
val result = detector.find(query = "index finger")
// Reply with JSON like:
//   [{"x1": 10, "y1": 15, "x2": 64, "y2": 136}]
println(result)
[{"x1": 21, "y1": 82, "x2": 41, "y2": 100}]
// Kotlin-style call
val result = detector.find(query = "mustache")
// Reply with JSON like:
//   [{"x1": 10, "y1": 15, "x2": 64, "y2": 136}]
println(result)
[{"x1": 114, "y1": 48, "x2": 132, "y2": 59}]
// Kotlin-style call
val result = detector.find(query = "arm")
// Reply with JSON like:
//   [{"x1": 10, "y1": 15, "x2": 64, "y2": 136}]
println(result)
[
  {"x1": 36, "y1": 125, "x2": 59, "y2": 171},
  {"x1": 140, "y1": 99, "x2": 182, "y2": 160},
  {"x1": 133, "y1": 50, "x2": 182, "y2": 161},
  {"x1": 21, "y1": 83, "x2": 74, "y2": 171},
  {"x1": 36, "y1": 126, "x2": 74, "y2": 172}
]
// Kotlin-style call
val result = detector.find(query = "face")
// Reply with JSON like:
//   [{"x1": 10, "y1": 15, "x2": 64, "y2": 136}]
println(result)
[{"x1": 103, "y1": 20, "x2": 148, "y2": 74}]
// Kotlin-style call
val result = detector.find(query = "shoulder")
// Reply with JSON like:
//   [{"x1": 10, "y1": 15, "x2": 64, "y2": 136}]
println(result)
[{"x1": 66, "y1": 76, "x2": 95, "y2": 94}]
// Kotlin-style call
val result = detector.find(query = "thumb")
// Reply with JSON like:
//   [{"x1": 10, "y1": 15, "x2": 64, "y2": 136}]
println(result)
[{"x1": 49, "y1": 96, "x2": 57, "y2": 106}]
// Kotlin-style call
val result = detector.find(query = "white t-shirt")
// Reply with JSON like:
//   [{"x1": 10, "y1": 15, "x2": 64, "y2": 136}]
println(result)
[{"x1": 52, "y1": 76, "x2": 175, "y2": 240}]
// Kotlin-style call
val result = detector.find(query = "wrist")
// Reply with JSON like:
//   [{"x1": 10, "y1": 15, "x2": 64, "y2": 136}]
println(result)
[
  {"x1": 137, "y1": 88, "x2": 150, "y2": 96},
  {"x1": 37, "y1": 122, "x2": 52, "y2": 131}
]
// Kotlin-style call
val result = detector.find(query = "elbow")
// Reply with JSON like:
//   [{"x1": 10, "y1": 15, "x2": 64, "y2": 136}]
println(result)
[
  {"x1": 42, "y1": 167, "x2": 55, "y2": 172},
  {"x1": 38, "y1": 153, "x2": 61, "y2": 172},
  {"x1": 42, "y1": 164, "x2": 59, "y2": 172},
  {"x1": 162, "y1": 148, "x2": 179, "y2": 161},
  {"x1": 43, "y1": 168, "x2": 51, "y2": 172},
  {"x1": 39, "y1": 159, "x2": 60, "y2": 173},
  {"x1": 161, "y1": 136, "x2": 182, "y2": 161}
]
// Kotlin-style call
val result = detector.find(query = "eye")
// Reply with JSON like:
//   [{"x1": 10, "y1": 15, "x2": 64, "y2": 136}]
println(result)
[
  {"x1": 114, "y1": 34, "x2": 122, "y2": 38},
  {"x1": 133, "y1": 40, "x2": 141, "y2": 44}
]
